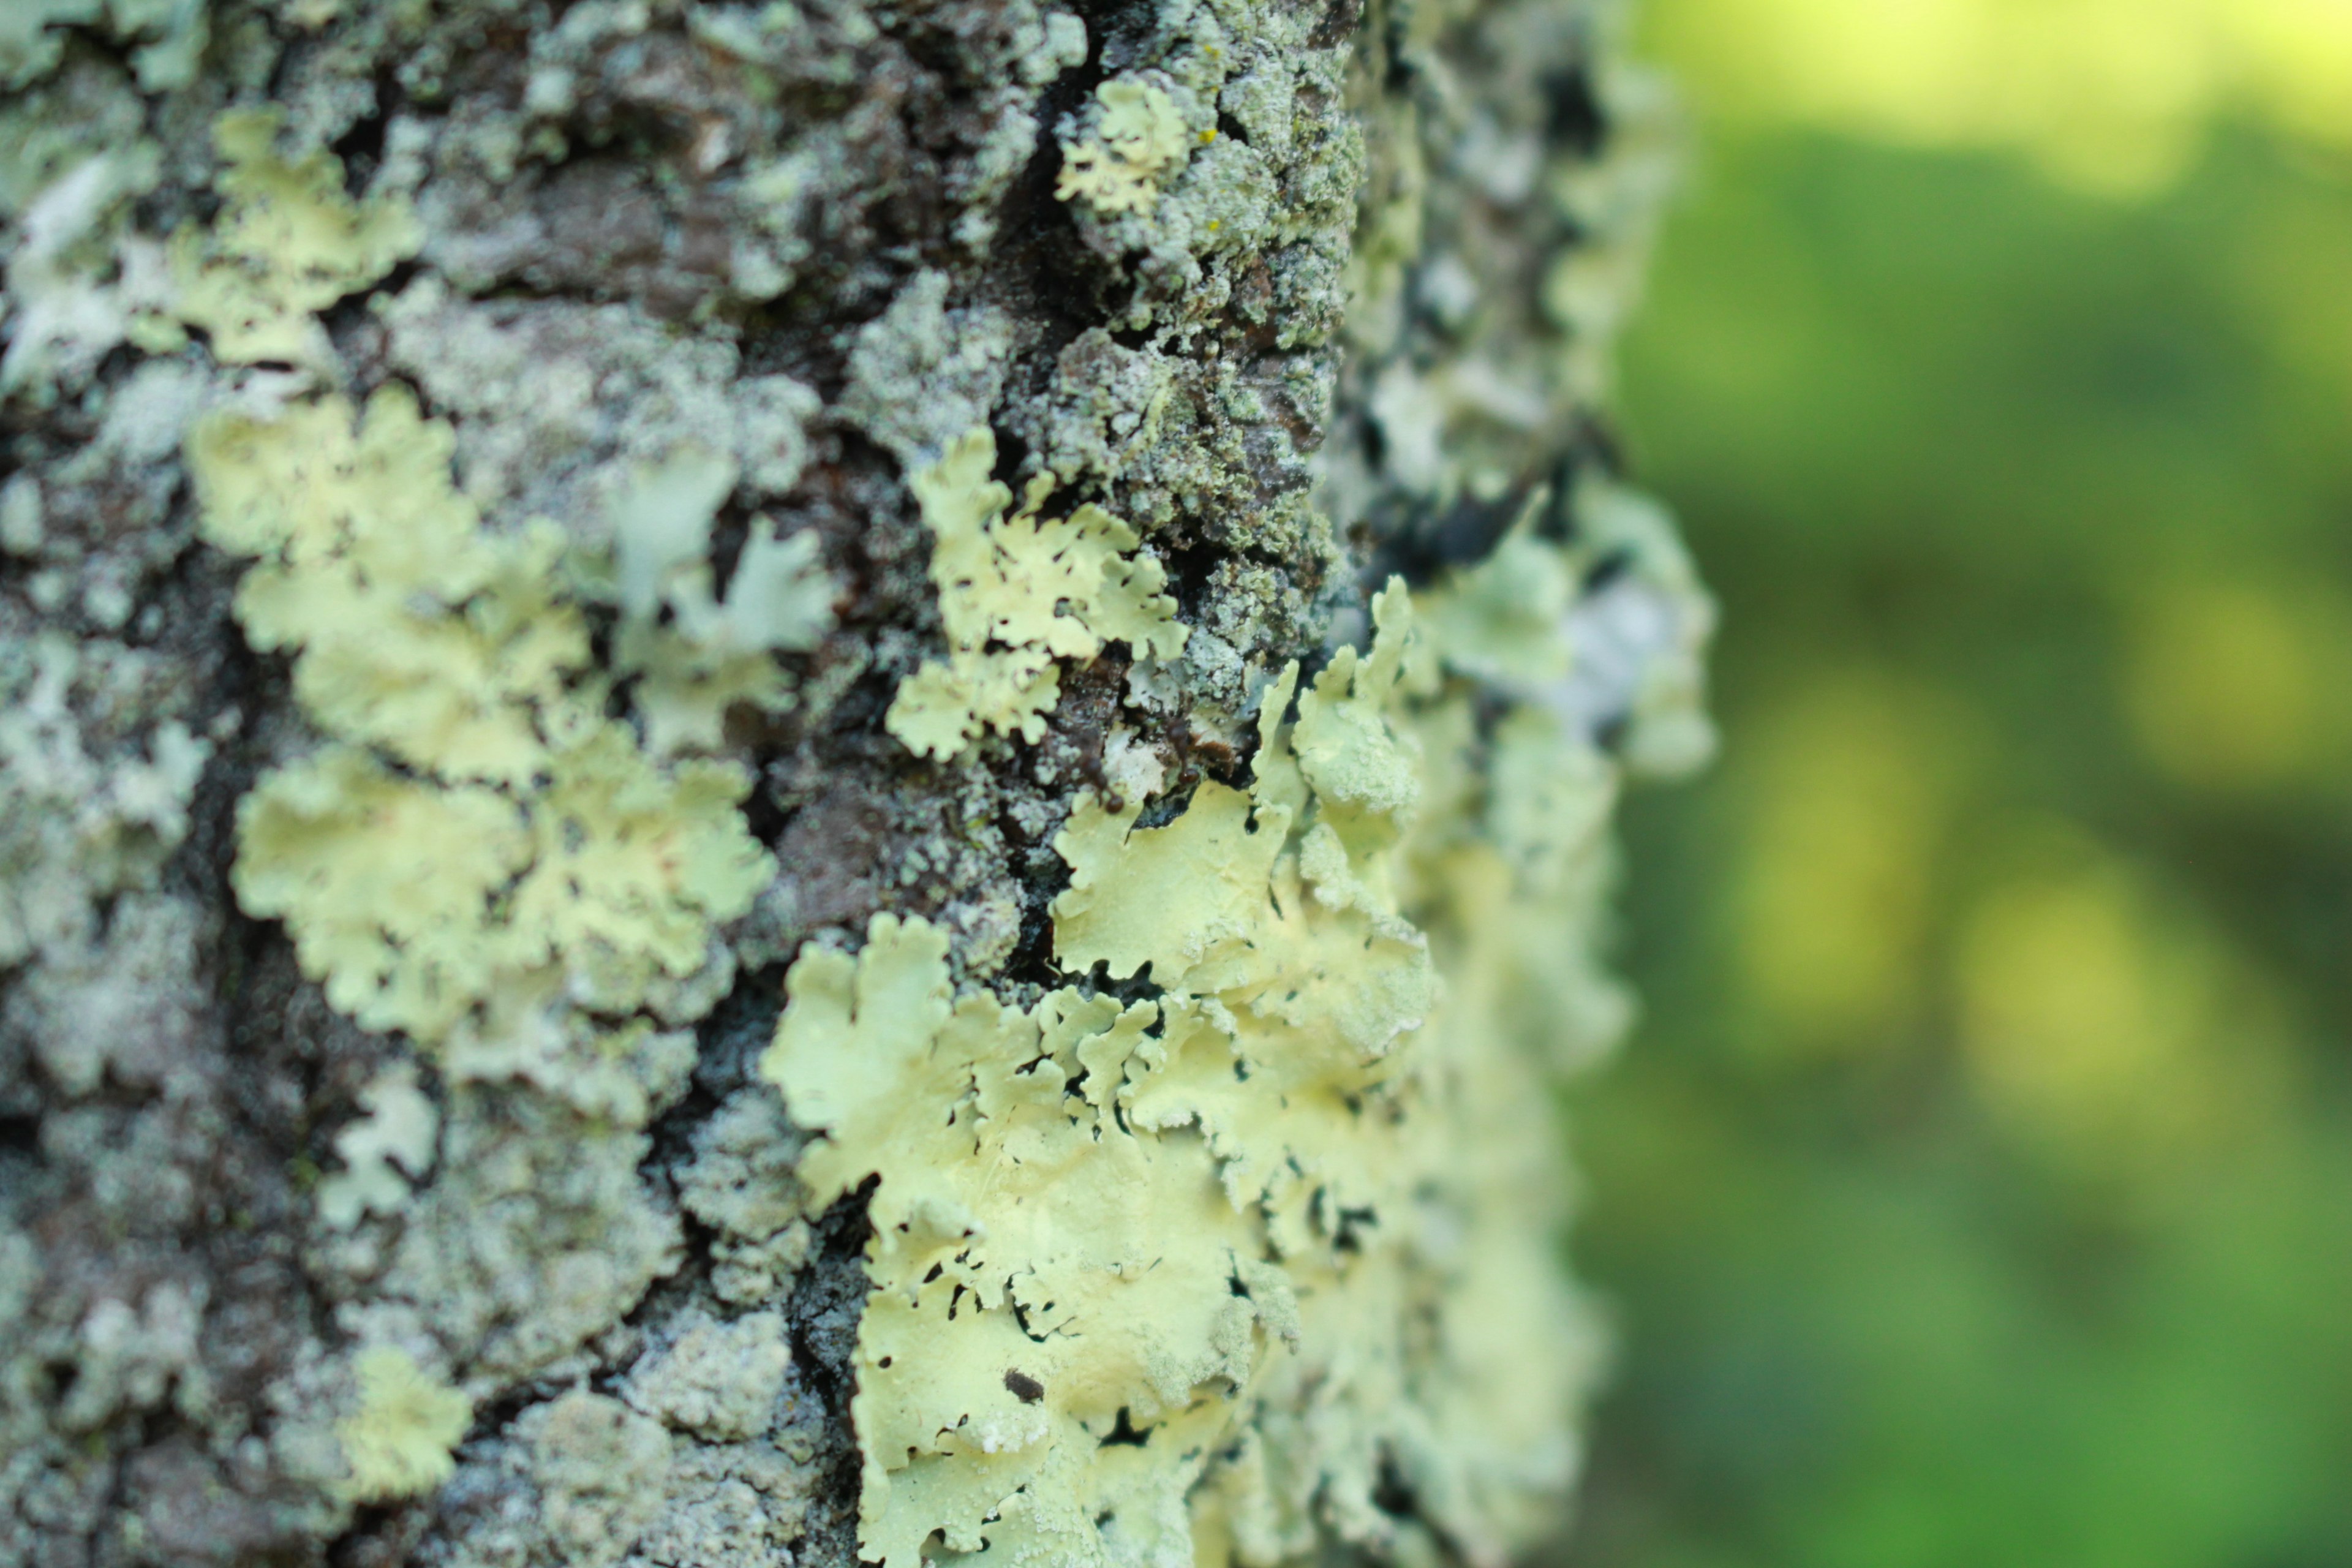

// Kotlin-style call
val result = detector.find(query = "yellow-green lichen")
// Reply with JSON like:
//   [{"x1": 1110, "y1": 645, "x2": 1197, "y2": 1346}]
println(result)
[
  {"x1": 170, "y1": 109, "x2": 421, "y2": 368},
  {"x1": 187, "y1": 390, "x2": 582, "y2": 787},
  {"x1": 762, "y1": 916, "x2": 1276, "y2": 1568},
  {"x1": 336, "y1": 1345, "x2": 472, "y2": 1502},
  {"x1": 1, "y1": 0, "x2": 208, "y2": 92},
  {"x1": 189, "y1": 388, "x2": 774, "y2": 1048},
  {"x1": 766, "y1": 580, "x2": 1607, "y2": 1567},
  {"x1": 1415, "y1": 526, "x2": 1576, "y2": 690},
  {"x1": 603, "y1": 447, "x2": 835, "y2": 756},
  {"x1": 1055, "y1": 78, "x2": 1194, "y2": 216},
  {"x1": 887, "y1": 427, "x2": 1185, "y2": 759},
  {"x1": 315, "y1": 1064, "x2": 440, "y2": 1229}
]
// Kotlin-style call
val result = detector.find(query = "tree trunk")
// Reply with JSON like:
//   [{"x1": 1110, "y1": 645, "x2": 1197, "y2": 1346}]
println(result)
[{"x1": 0, "y1": 0, "x2": 1708, "y2": 1564}]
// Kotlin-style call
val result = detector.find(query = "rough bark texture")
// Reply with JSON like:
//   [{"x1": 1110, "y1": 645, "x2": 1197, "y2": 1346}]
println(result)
[{"x1": 0, "y1": 0, "x2": 1706, "y2": 1564}]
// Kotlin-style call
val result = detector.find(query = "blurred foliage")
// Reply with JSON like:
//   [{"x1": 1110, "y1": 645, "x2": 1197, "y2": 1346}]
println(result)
[
  {"x1": 1646, "y1": 0, "x2": 2352, "y2": 193},
  {"x1": 1559, "y1": 2, "x2": 2352, "y2": 1566}
]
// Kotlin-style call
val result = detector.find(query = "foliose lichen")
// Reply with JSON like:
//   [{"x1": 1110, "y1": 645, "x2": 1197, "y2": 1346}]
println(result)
[
  {"x1": 1057, "y1": 78, "x2": 1199, "y2": 216},
  {"x1": 189, "y1": 387, "x2": 776, "y2": 1048},
  {"x1": 0, "y1": 0, "x2": 1703, "y2": 1562},
  {"x1": 337, "y1": 1345, "x2": 473, "y2": 1502},
  {"x1": 170, "y1": 108, "x2": 423, "y2": 368},
  {"x1": 886, "y1": 428, "x2": 1187, "y2": 760},
  {"x1": 764, "y1": 557, "x2": 1691, "y2": 1566},
  {"x1": 605, "y1": 447, "x2": 835, "y2": 757}
]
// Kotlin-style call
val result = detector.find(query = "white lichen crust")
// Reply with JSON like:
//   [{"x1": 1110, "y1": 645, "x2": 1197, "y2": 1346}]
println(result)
[{"x1": 0, "y1": 0, "x2": 1705, "y2": 1564}]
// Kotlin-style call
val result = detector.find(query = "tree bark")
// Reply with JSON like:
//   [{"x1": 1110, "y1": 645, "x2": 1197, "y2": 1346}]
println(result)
[{"x1": 0, "y1": 0, "x2": 1705, "y2": 1564}]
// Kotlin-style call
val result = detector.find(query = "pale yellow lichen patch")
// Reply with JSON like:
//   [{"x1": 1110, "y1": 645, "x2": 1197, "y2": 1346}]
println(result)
[
  {"x1": 1056, "y1": 79, "x2": 1193, "y2": 216},
  {"x1": 1291, "y1": 582, "x2": 1423, "y2": 833},
  {"x1": 1047, "y1": 780, "x2": 1277, "y2": 985},
  {"x1": 604, "y1": 447, "x2": 835, "y2": 755},
  {"x1": 761, "y1": 921, "x2": 1275, "y2": 1568},
  {"x1": 315, "y1": 1065, "x2": 440, "y2": 1229},
  {"x1": 189, "y1": 390, "x2": 581, "y2": 786},
  {"x1": 336, "y1": 1346, "x2": 471, "y2": 1502},
  {"x1": 191, "y1": 390, "x2": 774, "y2": 1047},
  {"x1": 1074, "y1": 632, "x2": 1436, "y2": 1254},
  {"x1": 887, "y1": 428, "x2": 1184, "y2": 759},
  {"x1": 171, "y1": 109, "x2": 421, "y2": 367},
  {"x1": 504, "y1": 723, "x2": 773, "y2": 1013},
  {"x1": 765, "y1": 585, "x2": 1634, "y2": 1568},
  {"x1": 1414, "y1": 529, "x2": 1575, "y2": 690},
  {"x1": 235, "y1": 747, "x2": 531, "y2": 1041},
  {"x1": 769, "y1": 551, "x2": 1675, "y2": 1564}
]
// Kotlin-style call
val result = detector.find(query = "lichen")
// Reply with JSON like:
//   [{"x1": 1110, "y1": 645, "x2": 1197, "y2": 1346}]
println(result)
[
  {"x1": 315, "y1": 1063, "x2": 440, "y2": 1229},
  {"x1": 516, "y1": 1389, "x2": 674, "y2": 1568},
  {"x1": 1057, "y1": 78, "x2": 1196, "y2": 216},
  {"x1": 761, "y1": 915, "x2": 1271, "y2": 1568},
  {"x1": 0, "y1": 137, "x2": 175, "y2": 404},
  {"x1": 0, "y1": 0, "x2": 1698, "y2": 1560},
  {"x1": 337, "y1": 1345, "x2": 472, "y2": 1502},
  {"x1": 170, "y1": 108, "x2": 422, "y2": 368},
  {"x1": 190, "y1": 388, "x2": 775, "y2": 1047},
  {"x1": 187, "y1": 389, "x2": 582, "y2": 786},
  {"x1": 887, "y1": 427, "x2": 1187, "y2": 759},
  {"x1": 603, "y1": 447, "x2": 835, "y2": 756},
  {"x1": 765, "y1": 580, "x2": 1643, "y2": 1568},
  {"x1": 622, "y1": 1308, "x2": 794, "y2": 1442},
  {"x1": 360, "y1": 1088, "x2": 687, "y2": 1382},
  {"x1": 1, "y1": 0, "x2": 209, "y2": 92},
  {"x1": 0, "y1": 630, "x2": 215, "y2": 1101},
  {"x1": 0, "y1": 635, "x2": 210, "y2": 975}
]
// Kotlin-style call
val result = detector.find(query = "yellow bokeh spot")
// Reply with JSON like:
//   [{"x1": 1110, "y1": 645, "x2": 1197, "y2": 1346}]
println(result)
[
  {"x1": 1643, "y1": 0, "x2": 2352, "y2": 195},
  {"x1": 2122, "y1": 578, "x2": 2350, "y2": 794},
  {"x1": 1954, "y1": 826, "x2": 2286, "y2": 1175},
  {"x1": 1735, "y1": 674, "x2": 1967, "y2": 1052}
]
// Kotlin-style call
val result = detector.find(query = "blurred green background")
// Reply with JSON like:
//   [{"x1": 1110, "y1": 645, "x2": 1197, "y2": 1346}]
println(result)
[{"x1": 1564, "y1": 2, "x2": 2352, "y2": 1565}]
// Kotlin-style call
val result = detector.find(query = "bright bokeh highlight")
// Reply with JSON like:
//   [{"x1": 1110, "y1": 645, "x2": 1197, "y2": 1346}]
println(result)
[{"x1": 1646, "y1": 0, "x2": 2352, "y2": 191}]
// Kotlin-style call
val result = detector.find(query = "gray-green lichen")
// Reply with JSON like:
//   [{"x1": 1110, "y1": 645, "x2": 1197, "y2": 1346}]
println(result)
[{"x1": 0, "y1": 0, "x2": 1705, "y2": 1563}]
